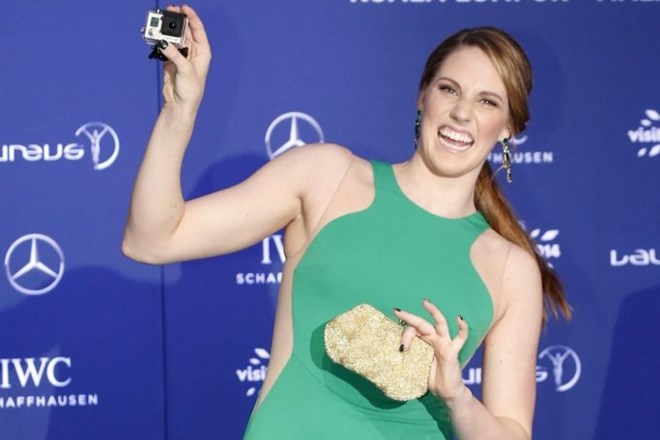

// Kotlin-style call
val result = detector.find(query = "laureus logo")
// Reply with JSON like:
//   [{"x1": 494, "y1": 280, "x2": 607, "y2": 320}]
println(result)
[
  {"x1": 537, "y1": 345, "x2": 582, "y2": 392},
  {"x1": 610, "y1": 248, "x2": 659, "y2": 267},
  {"x1": 628, "y1": 109, "x2": 660, "y2": 158},
  {"x1": 74, "y1": 122, "x2": 120, "y2": 170},
  {"x1": 0, "y1": 122, "x2": 120, "y2": 170},
  {"x1": 463, "y1": 344, "x2": 581, "y2": 393},
  {"x1": 236, "y1": 348, "x2": 270, "y2": 397}
]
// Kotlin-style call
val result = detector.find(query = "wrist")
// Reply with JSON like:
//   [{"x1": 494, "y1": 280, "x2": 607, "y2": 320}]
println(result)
[
  {"x1": 443, "y1": 384, "x2": 473, "y2": 412},
  {"x1": 160, "y1": 103, "x2": 198, "y2": 130}
]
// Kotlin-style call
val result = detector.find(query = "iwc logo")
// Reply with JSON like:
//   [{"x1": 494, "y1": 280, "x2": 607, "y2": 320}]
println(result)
[
  {"x1": 235, "y1": 234, "x2": 285, "y2": 286},
  {"x1": 537, "y1": 345, "x2": 582, "y2": 392},
  {"x1": 488, "y1": 134, "x2": 554, "y2": 166},
  {"x1": 4, "y1": 233, "x2": 65, "y2": 295},
  {"x1": 628, "y1": 109, "x2": 660, "y2": 158},
  {"x1": 264, "y1": 112, "x2": 324, "y2": 160},
  {"x1": 0, "y1": 356, "x2": 99, "y2": 409},
  {"x1": 235, "y1": 348, "x2": 270, "y2": 397}
]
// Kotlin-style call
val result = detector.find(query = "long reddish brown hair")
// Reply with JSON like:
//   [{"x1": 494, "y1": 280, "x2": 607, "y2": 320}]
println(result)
[{"x1": 420, "y1": 27, "x2": 571, "y2": 322}]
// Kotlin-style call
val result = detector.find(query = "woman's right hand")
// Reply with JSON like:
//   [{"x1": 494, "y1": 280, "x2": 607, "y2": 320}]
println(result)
[{"x1": 158, "y1": 5, "x2": 212, "y2": 114}]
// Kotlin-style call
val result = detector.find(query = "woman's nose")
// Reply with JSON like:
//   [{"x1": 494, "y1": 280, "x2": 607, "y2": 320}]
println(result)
[{"x1": 450, "y1": 98, "x2": 472, "y2": 123}]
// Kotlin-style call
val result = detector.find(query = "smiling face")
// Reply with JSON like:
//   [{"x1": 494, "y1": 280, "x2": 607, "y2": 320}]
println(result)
[{"x1": 416, "y1": 46, "x2": 511, "y2": 180}]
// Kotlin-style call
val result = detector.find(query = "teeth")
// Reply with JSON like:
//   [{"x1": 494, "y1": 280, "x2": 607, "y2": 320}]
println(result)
[
  {"x1": 437, "y1": 126, "x2": 474, "y2": 152},
  {"x1": 439, "y1": 127, "x2": 474, "y2": 145}
]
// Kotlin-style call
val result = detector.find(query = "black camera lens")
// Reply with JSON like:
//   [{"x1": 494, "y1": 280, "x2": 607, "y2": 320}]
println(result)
[{"x1": 160, "y1": 11, "x2": 185, "y2": 38}]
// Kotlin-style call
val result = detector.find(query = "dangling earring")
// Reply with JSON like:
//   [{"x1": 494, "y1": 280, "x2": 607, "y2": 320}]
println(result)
[
  {"x1": 414, "y1": 110, "x2": 421, "y2": 149},
  {"x1": 500, "y1": 137, "x2": 513, "y2": 183}
]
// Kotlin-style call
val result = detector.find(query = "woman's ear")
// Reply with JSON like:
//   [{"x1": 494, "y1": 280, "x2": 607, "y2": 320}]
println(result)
[
  {"x1": 500, "y1": 124, "x2": 513, "y2": 141},
  {"x1": 417, "y1": 85, "x2": 431, "y2": 112}
]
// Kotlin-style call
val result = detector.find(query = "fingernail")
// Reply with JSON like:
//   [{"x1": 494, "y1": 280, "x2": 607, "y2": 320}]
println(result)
[
  {"x1": 158, "y1": 40, "x2": 169, "y2": 49},
  {"x1": 458, "y1": 314, "x2": 464, "y2": 321},
  {"x1": 399, "y1": 344, "x2": 404, "y2": 352},
  {"x1": 394, "y1": 307, "x2": 401, "y2": 312}
]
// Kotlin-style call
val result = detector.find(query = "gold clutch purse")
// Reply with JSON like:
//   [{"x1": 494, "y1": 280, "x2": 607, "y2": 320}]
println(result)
[{"x1": 324, "y1": 303, "x2": 434, "y2": 401}]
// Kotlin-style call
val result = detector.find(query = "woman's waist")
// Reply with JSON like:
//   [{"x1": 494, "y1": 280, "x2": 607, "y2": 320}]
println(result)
[{"x1": 288, "y1": 346, "x2": 448, "y2": 421}]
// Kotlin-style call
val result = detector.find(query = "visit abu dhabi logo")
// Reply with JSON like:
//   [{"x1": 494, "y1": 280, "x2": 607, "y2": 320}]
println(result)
[
  {"x1": 628, "y1": 109, "x2": 660, "y2": 158},
  {"x1": 236, "y1": 348, "x2": 270, "y2": 397}
]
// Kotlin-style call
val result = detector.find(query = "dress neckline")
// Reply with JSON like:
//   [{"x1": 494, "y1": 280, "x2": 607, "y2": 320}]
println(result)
[{"x1": 376, "y1": 161, "x2": 486, "y2": 223}]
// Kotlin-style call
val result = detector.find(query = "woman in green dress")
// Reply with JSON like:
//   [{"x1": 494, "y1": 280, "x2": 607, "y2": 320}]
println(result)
[{"x1": 123, "y1": 5, "x2": 571, "y2": 439}]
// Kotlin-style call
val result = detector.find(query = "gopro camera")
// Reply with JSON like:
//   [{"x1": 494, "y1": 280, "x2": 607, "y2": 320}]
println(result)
[
  {"x1": 142, "y1": 9, "x2": 188, "y2": 47},
  {"x1": 141, "y1": 9, "x2": 189, "y2": 60}
]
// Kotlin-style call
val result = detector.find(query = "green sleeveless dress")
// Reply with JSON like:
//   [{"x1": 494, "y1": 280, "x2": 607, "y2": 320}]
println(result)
[{"x1": 244, "y1": 161, "x2": 494, "y2": 439}]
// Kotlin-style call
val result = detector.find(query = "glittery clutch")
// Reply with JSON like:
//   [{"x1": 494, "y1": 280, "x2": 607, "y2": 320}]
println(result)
[{"x1": 324, "y1": 303, "x2": 434, "y2": 401}]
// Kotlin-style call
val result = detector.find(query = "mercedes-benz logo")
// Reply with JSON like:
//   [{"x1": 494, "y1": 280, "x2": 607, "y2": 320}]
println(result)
[
  {"x1": 4, "y1": 234, "x2": 65, "y2": 295},
  {"x1": 264, "y1": 112, "x2": 324, "y2": 160},
  {"x1": 75, "y1": 122, "x2": 120, "y2": 171},
  {"x1": 538, "y1": 345, "x2": 582, "y2": 392}
]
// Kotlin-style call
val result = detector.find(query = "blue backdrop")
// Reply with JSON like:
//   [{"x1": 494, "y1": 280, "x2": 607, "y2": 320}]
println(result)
[{"x1": 1, "y1": 1, "x2": 658, "y2": 439}]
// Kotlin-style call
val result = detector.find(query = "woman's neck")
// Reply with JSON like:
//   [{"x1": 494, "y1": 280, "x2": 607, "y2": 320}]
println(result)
[{"x1": 394, "y1": 154, "x2": 482, "y2": 219}]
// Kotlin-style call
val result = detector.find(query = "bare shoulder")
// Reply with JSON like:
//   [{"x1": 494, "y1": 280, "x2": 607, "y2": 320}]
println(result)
[
  {"x1": 279, "y1": 143, "x2": 373, "y2": 193},
  {"x1": 275, "y1": 143, "x2": 372, "y2": 258},
  {"x1": 498, "y1": 238, "x2": 543, "y2": 324},
  {"x1": 503, "y1": 243, "x2": 542, "y2": 287},
  {"x1": 473, "y1": 229, "x2": 542, "y2": 318},
  {"x1": 472, "y1": 228, "x2": 512, "y2": 259},
  {"x1": 276, "y1": 142, "x2": 354, "y2": 169},
  {"x1": 477, "y1": 229, "x2": 540, "y2": 282}
]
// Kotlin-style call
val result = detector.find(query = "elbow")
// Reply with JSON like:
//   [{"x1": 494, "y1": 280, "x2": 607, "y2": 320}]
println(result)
[
  {"x1": 121, "y1": 233, "x2": 167, "y2": 265},
  {"x1": 496, "y1": 416, "x2": 532, "y2": 440},
  {"x1": 121, "y1": 237, "x2": 148, "y2": 264}
]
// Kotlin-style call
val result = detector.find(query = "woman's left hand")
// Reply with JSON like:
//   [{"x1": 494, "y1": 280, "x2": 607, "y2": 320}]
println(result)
[{"x1": 394, "y1": 299, "x2": 469, "y2": 402}]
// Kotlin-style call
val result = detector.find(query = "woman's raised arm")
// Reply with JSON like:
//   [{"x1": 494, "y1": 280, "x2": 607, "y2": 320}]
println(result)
[{"x1": 122, "y1": 5, "x2": 319, "y2": 264}]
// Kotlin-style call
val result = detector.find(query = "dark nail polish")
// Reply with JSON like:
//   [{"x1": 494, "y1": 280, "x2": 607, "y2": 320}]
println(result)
[
  {"x1": 458, "y1": 314, "x2": 464, "y2": 321},
  {"x1": 394, "y1": 307, "x2": 401, "y2": 312},
  {"x1": 158, "y1": 40, "x2": 169, "y2": 49},
  {"x1": 399, "y1": 344, "x2": 404, "y2": 353}
]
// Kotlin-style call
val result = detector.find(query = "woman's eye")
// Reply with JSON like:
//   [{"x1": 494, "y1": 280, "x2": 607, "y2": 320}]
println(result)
[
  {"x1": 481, "y1": 99, "x2": 498, "y2": 107},
  {"x1": 439, "y1": 85, "x2": 457, "y2": 95}
]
